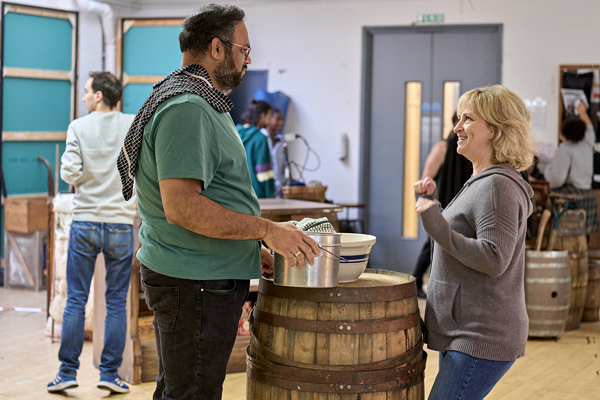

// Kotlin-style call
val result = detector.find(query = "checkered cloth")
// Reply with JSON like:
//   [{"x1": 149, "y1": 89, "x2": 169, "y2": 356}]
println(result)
[
  {"x1": 553, "y1": 184, "x2": 599, "y2": 234},
  {"x1": 290, "y1": 217, "x2": 336, "y2": 233},
  {"x1": 116, "y1": 64, "x2": 233, "y2": 200}
]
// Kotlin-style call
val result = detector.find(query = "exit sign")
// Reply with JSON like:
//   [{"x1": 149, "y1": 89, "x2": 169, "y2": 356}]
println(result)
[{"x1": 417, "y1": 13, "x2": 445, "y2": 24}]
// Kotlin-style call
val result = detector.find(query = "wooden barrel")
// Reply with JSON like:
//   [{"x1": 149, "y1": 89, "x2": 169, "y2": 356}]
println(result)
[
  {"x1": 583, "y1": 250, "x2": 600, "y2": 322},
  {"x1": 246, "y1": 269, "x2": 425, "y2": 399},
  {"x1": 524, "y1": 250, "x2": 571, "y2": 337},
  {"x1": 554, "y1": 210, "x2": 588, "y2": 331}
]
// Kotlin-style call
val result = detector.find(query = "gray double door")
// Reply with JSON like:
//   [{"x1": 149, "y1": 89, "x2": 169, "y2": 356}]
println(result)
[{"x1": 361, "y1": 25, "x2": 502, "y2": 273}]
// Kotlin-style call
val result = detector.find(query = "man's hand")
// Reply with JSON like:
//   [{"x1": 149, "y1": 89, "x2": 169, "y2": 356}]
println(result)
[
  {"x1": 263, "y1": 222, "x2": 321, "y2": 268},
  {"x1": 260, "y1": 246, "x2": 274, "y2": 279},
  {"x1": 413, "y1": 177, "x2": 436, "y2": 196}
]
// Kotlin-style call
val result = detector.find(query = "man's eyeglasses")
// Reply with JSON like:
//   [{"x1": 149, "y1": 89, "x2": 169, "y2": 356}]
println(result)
[{"x1": 226, "y1": 42, "x2": 251, "y2": 60}]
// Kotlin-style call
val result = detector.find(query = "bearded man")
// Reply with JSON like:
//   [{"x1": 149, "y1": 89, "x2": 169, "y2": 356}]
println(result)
[{"x1": 116, "y1": 4, "x2": 319, "y2": 400}]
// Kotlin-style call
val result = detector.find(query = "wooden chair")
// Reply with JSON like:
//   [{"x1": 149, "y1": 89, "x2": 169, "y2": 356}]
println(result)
[{"x1": 530, "y1": 180, "x2": 551, "y2": 211}]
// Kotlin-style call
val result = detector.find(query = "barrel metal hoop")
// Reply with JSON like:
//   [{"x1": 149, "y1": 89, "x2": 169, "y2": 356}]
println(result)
[
  {"x1": 249, "y1": 329, "x2": 424, "y2": 371},
  {"x1": 252, "y1": 307, "x2": 421, "y2": 334},
  {"x1": 557, "y1": 227, "x2": 586, "y2": 236},
  {"x1": 529, "y1": 333, "x2": 564, "y2": 337},
  {"x1": 525, "y1": 278, "x2": 571, "y2": 284},
  {"x1": 526, "y1": 304, "x2": 570, "y2": 311},
  {"x1": 525, "y1": 263, "x2": 569, "y2": 269},
  {"x1": 529, "y1": 318, "x2": 571, "y2": 324},
  {"x1": 258, "y1": 273, "x2": 417, "y2": 303},
  {"x1": 246, "y1": 348, "x2": 426, "y2": 394}
]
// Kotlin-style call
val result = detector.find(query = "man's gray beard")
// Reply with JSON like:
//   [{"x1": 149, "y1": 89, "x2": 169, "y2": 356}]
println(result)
[{"x1": 214, "y1": 52, "x2": 244, "y2": 91}]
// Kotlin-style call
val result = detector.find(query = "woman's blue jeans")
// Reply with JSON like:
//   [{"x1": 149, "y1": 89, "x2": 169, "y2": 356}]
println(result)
[
  {"x1": 428, "y1": 350, "x2": 515, "y2": 400},
  {"x1": 58, "y1": 221, "x2": 133, "y2": 378}
]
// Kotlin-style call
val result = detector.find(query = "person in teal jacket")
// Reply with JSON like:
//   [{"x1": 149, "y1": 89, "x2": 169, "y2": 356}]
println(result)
[{"x1": 236, "y1": 100, "x2": 275, "y2": 198}]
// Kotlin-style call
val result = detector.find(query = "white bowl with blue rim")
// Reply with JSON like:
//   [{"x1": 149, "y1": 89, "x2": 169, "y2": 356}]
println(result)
[{"x1": 338, "y1": 233, "x2": 377, "y2": 283}]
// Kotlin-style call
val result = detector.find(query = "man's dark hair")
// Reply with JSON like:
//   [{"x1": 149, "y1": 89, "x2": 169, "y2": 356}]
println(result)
[
  {"x1": 241, "y1": 100, "x2": 271, "y2": 125},
  {"x1": 561, "y1": 117, "x2": 587, "y2": 143},
  {"x1": 89, "y1": 71, "x2": 122, "y2": 108},
  {"x1": 179, "y1": 4, "x2": 245, "y2": 58}
]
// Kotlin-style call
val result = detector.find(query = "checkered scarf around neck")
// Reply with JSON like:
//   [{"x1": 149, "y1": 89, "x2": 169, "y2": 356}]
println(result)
[{"x1": 117, "y1": 64, "x2": 233, "y2": 200}]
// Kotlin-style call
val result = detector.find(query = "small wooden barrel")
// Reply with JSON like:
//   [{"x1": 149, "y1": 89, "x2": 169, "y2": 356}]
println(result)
[
  {"x1": 554, "y1": 210, "x2": 588, "y2": 331},
  {"x1": 583, "y1": 250, "x2": 600, "y2": 322},
  {"x1": 247, "y1": 269, "x2": 425, "y2": 399},
  {"x1": 525, "y1": 250, "x2": 571, "y2": 337}
]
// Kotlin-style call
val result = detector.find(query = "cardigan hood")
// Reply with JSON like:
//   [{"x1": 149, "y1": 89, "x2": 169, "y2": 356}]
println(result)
[{"x1": 459, "y1": 164, "x2": 534, "y2": 217}]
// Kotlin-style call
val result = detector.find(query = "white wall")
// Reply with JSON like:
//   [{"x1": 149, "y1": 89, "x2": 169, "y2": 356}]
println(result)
[{"x1": 8, "y1": 0, "x2": 600, "y2": 207}]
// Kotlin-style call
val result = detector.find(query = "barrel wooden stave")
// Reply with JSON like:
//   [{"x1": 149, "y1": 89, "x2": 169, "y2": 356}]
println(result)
[
  {"x1": 525, "y1": 251, "x2": 571, "y2": 337},
  {"x1": 582, "y1": 259, "x2": 600, "y2": 322},
  {"x1": 554, "y1": 210, "x2": 588, "y2": 331},
  {"x1": 247, "y1": 270, "x2": 424, "y2": 400}
]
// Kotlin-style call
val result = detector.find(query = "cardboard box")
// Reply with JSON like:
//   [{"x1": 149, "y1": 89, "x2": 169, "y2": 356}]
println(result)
[
  {"x1": 4, "y1": 195, "x2": 48, "y2": 233},
  {"x1": 5, "y1": 230, "x2": 47, "y2": 291}
]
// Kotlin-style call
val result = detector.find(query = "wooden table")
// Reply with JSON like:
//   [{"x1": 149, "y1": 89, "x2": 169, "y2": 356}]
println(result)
[{"x1": 259, "y1": 198, "x2": 343, "y2": 230}]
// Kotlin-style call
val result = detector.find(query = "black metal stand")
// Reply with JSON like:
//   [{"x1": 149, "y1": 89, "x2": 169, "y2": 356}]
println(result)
[{"x1": 282, "y1": 142, "x2": 292, "y2": 186}]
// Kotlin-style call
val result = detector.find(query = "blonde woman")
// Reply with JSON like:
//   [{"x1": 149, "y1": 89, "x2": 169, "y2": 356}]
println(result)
[{"x1": 414, "y1": 85, "x2": 536, "y2": 399}]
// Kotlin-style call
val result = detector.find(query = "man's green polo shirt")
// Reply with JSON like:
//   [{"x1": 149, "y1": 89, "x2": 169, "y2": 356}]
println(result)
[{"x1": 135, "y1": 93, "x2": 261, "y2": 280}]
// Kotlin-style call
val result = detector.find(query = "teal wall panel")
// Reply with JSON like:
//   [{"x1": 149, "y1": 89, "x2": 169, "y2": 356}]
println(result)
[
  {"x1": 4, "y1": 12, "x2": 72, "y2": 71},
  {"x1": 3, "y1": 78, "x2": 71, "y2": 131},
  {"x1": 2, "y1": 141, "x2": 68, "y2": 195},
  {"x1": 124, "y1": 26, "x2": 182, "y2": 76},
  {"x1": 123, "y1": 84, "x2": 153, "y2": 115}
]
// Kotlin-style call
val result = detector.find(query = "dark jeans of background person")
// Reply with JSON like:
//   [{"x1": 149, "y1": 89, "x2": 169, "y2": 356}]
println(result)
[
  {"x1": 59, "y1": 222, "x2": 133, "y2": 378},
  {"x1": 140, "y1": 264, "x2": 250, "y2": 400},
  {"x1": 413, "y1": 239, "x2": 431, "y2": 298}
]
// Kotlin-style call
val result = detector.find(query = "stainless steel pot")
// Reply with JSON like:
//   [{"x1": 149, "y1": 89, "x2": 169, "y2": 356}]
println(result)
[{"x1": 273, "y1": 232, "x2": 341, "y2": 287}]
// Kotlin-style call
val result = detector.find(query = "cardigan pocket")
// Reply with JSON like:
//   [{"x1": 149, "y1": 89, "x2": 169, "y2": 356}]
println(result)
[{"x1": 428, "y1": 280, "x2": 462, "y2": 330}]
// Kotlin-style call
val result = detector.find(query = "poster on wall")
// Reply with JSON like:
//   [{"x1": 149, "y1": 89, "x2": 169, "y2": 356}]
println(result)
[{"x1": 561, "y1": 88, "x2": 589, "y2": 117}]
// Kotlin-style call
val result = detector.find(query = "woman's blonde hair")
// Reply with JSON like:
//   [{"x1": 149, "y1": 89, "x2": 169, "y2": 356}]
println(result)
[{"x1": 457, "y1": 85, "x2": 536, "y2": 172}]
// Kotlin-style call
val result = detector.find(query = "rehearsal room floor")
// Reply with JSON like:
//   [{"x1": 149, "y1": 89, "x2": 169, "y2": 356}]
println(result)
[{"x1": 1, "y1": 285, "x2": 599, "y2": 399}]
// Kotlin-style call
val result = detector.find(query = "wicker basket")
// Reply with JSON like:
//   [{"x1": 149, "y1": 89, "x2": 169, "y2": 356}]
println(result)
[{"x1": 282, "y1": 185, "x2": 327, "y2": 202}]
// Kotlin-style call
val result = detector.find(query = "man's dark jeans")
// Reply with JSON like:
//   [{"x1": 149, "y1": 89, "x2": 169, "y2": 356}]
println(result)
[{"x1": 140, "y1": 264, "x2": 250, "y2": 400}]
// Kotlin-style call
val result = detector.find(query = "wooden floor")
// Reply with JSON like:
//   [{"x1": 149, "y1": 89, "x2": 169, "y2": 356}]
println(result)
[{"x1": 1, "y1": 286, "x2": 599, "y2": 399}]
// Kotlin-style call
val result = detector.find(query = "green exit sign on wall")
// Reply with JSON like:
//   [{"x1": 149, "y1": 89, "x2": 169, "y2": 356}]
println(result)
[{"x1": 417, "y1": 14, "x2": 445, "y2": 24}]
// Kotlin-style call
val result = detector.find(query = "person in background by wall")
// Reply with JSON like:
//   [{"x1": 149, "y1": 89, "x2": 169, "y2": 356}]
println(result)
[
  {"x1": 261, "y1": 107, "x2": 286, "y2": 197},
  {"x1": 48, "y1": 72, "x2": 135, "y2": 394},
  {"x1": 237, "y1": 99, "x2": 275, "y2": 198},
  {"x1": 116, "y1": 5, "x2": 320, "y2": 399},
  {"x1": 415, "y1": 85, "x2": 535, "y2": 399},
  {"x1": 412, "y1": 114, "x2": 472, "y2": 298},
  {"x1": 543, "y1": 101, "x2": 599, "y2": 235}
]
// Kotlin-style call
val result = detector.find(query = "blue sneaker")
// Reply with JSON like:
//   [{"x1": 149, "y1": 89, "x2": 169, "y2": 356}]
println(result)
[
  {"x1": 47, "y1": 374, "x2": 78, "y2": 392},
  {"x1": 97, "y1": 375, "x2": 129, "y2": 394}
]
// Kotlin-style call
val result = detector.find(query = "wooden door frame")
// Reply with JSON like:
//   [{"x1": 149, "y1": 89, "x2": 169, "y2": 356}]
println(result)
[{"x1": 0, "y1": 2, "x2": 79, "y2": 144}]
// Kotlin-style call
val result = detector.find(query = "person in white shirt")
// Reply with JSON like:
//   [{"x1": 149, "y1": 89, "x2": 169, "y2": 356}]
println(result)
[
  {"x1": 544, "y1": 101, "x2": 599, "y2": 234},
  {"x1": 48, "y1": 71, "x2": 136, "y2": 395}
]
